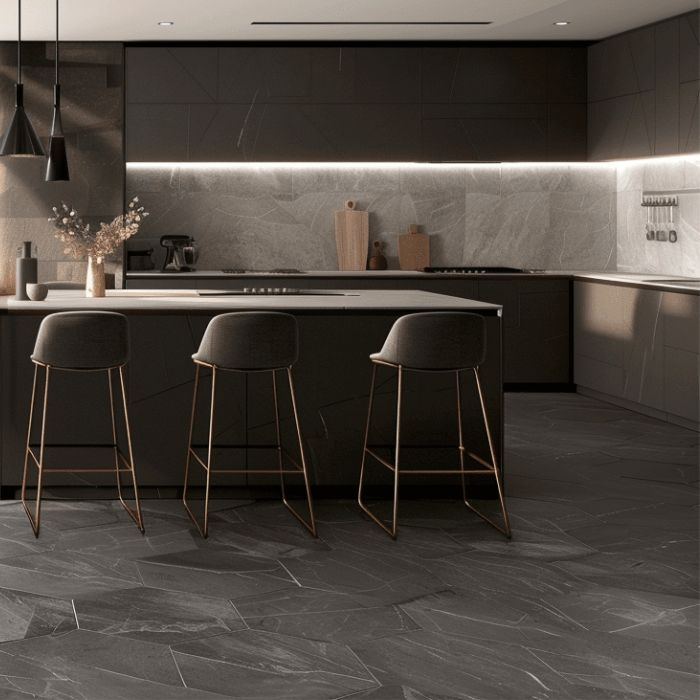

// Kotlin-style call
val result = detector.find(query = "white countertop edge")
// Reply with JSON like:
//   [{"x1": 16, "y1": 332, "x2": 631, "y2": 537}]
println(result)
[{"x1": 3, "y1": 289, "x2": 504, "y2": 314}]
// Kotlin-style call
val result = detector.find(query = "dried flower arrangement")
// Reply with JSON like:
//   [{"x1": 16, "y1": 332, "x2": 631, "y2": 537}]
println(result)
[{"x1": 49, "y1": 198, "x2": 148, "y2": 260}]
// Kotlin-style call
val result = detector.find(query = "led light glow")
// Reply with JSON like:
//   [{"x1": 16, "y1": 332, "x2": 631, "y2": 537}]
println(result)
[
  {"x1": 553, "y1": 21, "x2": 570, "y2": 26},
  {"x1": 126, "y1": 161, "x2": 611, "y2": 170},
  {"x1": 125, "y1": 154, "x2": 699, "y2": 170}
]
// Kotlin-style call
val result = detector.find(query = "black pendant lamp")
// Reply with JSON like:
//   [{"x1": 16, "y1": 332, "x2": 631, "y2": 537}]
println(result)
[
  {"x1": 0, "y1": 0, "x2": 46, "y2": 157},
  {"x1": 46, "y1": 0, "x2": 69, "y2": 180}
]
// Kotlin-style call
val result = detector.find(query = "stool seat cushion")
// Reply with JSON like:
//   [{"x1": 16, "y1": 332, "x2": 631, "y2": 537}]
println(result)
[
  {"x1": 371, "y1": 312, "x2": 486, "y2": 370},
  {"x1": 31, "y1": 311, "x2": 129, "y2": 370},
  {"x1": 193, "y1": 312, "x2": 298, "y2": 370}
]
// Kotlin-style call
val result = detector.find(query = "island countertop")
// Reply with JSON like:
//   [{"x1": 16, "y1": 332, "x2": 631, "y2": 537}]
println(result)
[
  {"x1": 0, "y1": 287, "x2": 504, "y2": 491},
  {"x1": 2, "y1": 289, "x2": 503, "y2": 315}
]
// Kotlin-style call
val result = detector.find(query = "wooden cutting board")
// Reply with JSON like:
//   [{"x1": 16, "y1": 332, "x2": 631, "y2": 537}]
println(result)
[
  {"x1": 335, "y1": 200, "x2": 369, "y2": 271},
  {"x1": 399, "y1": 225, "x2": 430, "y2": 271}
]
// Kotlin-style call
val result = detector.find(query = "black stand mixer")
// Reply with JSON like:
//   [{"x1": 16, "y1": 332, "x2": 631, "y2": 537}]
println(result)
[{"x1": 160, "y1": 235, "x2": 199, "y2": 272}]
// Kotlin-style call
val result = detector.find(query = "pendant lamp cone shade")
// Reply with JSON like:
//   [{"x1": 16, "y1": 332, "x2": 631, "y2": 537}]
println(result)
[
  {"x1": 46, "y1": 0, "x2": 69, "y2": 181},
  {"x1": 0, "y1": 85, "x2": 46, "y2": 157},
  {"x1": 0, "y1": 0, "x2": 46, "y2": 158},
  {"x1": 46, "y1": 87, "x2": 69, "y2": 181}
]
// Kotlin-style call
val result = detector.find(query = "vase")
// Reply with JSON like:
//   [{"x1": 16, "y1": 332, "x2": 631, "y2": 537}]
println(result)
[{"x1": 85, "y1": 255, "x2": 105, "y2": 298}]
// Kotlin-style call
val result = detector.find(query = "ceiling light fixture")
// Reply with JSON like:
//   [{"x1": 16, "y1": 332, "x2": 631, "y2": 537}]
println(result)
[
  {"x1": 0, "y1": 0, "x2": 46, "y2": 158},
  {"x1": 46, "y1": 0, "x2": 69, "y2": 181},
  {"x1": 158, "y1": 21, "x2": 174, "y2": 26},
  {"x1": 553, "y1": 21, "x2": 570, "y2": 26}
]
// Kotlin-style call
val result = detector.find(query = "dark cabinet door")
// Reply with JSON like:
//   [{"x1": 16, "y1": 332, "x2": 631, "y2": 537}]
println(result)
[
  {"x1": 475, "y1": 279, "x2": 571, "y2": 385},
  {"x1": 125, "y1": 45, "x2": 587, "y2": 162}
]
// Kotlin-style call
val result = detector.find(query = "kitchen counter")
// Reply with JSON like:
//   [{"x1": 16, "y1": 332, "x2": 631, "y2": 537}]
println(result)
[
  {"x1": 0, "y1": 288, "x2": 504, "y2": 493},
  {"x1": 126, "y1": 269, "x2": 568, "y2": 280},
  {"x1": 573, "y1": 272, "x2": 700, "y2": 294},
  {"x1": 124, "y1": 270, "x2": 700, "y2": 294},
  {"x1": 2, "y1": 289, "x2": 502, "y2": 315}
]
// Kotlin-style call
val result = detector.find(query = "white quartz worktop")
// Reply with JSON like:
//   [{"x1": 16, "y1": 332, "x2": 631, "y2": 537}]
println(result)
[
  {"x1": 2, "y1": 289, "x2": 503, "y2": 315},
  {"x1": 126, "y1": 269, "x2": 565, "y2": 279}
]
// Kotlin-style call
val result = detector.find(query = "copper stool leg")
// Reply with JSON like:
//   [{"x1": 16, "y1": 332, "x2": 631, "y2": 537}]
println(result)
[
  {"x1": 281, "y1": 368, "x2": 317, "y2": 536},
  {"x1": 21, "y1": 364, "x2": 49, "y2": 538},
  {"x1": 111, "y1": 367, "x2": 145, "y2": 533},
  {"x1": 358, "y1": 364, "x2": 402, "y2": 539},
  {"x1": 183, "y1": 364, "x2": 215, "y2": 538},
  {"x1": 461, "y1": 368, "x2": 511, "y2": 538}
]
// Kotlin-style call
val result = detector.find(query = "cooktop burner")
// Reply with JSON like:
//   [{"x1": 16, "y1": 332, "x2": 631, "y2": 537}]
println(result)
[
  {"x1": 424, "y1": 266, "x2": 525, "y2": 274},
  {"x1": 222, "y1": 268, "x2": 306, "y2": 275},
  {"x1": 198, "y1": 288, "x2": 355, "y2": 296}
]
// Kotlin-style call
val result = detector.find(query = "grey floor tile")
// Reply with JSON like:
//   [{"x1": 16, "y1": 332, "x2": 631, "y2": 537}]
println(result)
[
  {"x1": 172, "y1": 630, "x2": 378, "y2": 698},
  {"x1": 0, "y1": 587, "x2": 76, "y2": 642},
  {"x1": 0, "y1": 629, "x2": 185, "y2": 686},
  {"x1": 73, "y1": 586, "x2": 245, "y2": 645}
]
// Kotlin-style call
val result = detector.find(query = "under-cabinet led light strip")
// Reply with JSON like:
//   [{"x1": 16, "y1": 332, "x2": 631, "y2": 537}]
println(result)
[{"x1": 126, "y1": 154, "x2": 699, "y2": 169}]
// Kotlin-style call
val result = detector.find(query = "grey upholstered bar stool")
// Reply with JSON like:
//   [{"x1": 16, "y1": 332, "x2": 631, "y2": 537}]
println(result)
[
  {"x1": 22, "y1": 311, "x2": 144, "y2": 537},
  {"x1": 183, "y1": 312, "x2": 316, "y2": 538},
  {"x1": 358, "y1": 312, "x2": 511, "y2": 540}
]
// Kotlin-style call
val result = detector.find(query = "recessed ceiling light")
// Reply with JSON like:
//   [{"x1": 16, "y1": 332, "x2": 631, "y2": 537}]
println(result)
[
  {"x1": 158, "y1": 21, "x2": 174, "y2": 26},
  {"x1": 553, "y1": 21, "x2": 570, "y2": 26}
]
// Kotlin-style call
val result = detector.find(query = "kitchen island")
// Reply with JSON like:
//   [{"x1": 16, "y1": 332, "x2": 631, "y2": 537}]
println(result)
[{"x1": 0, "y1": 290, "x2": 503, "y2": 496}]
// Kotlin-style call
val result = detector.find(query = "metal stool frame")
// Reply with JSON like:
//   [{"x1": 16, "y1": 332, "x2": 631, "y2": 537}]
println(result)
[
  {"x1": 21, "y1": 361, "x2": 144, "y2": 538},
  {"x1": 182, "y1": 360, "x2": 316, "y2": 538},
  {"x1": 358, "y1": 359, "x2": 511, "y2": 540}
]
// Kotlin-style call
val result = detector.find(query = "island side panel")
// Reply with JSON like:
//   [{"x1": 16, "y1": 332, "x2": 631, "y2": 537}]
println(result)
[{"x1": 1, "y1": 313, "x2": 502, "y2": 493}]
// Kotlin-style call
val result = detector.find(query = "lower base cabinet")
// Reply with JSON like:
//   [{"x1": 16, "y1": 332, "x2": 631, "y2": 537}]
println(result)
[
  {"x1": 126, "y1": 274, "x2": 572, "y2": 386},
  {"x1": 574, "y1": 280, "x2": 699, "y2": 427}
]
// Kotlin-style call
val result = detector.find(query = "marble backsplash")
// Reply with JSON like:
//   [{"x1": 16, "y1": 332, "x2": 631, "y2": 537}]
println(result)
[
  {"x1": 616, "y1": 156, "x2": 700, "y2": 276},
  {"x1": 126, "y1": 164, "x2": 617, "y2": 272}
]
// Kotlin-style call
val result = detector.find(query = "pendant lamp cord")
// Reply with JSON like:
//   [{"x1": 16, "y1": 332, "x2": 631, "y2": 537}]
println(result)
[
  {"x1": 55, "y1": 0, "x2": 59, "y2": 84},
  {"x1": 17, "y1": 0, "x2": 21, "y2": 84}
]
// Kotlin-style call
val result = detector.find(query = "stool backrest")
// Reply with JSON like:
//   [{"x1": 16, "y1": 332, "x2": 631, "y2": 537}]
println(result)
[
  {"x1": 32, "y1": 311, "x2": 129, "y2": 370},
  {"x1": 194, "y1": 312, "x2": 298, "y2": 370},
  {"x1": 378, "y1": 312, "x2": 486, "y2": 370}
]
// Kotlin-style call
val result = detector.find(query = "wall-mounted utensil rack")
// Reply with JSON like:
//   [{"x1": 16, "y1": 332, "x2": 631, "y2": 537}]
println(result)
[
  {"x1": 641, "y1": 194, "x2": 678, "y2": 206},
  {"x1": 641, "y1": 193, "x2": 679, "y2": 243}
]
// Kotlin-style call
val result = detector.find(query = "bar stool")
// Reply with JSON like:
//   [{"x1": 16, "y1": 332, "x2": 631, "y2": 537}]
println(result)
[
  {"x1": 21, "y1": 311, "x2": 143, "y2": 537},
  {"x1": 182, "y1": 312, "x2": 316, "y2": 538},
  {"x1": 358, "y1": 312, "x2": 511, "y2": 540}
]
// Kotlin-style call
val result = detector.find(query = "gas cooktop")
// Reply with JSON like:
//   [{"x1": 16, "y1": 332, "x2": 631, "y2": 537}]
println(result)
[
  {"x1": 198, "y1": 288, "x2": 356, "y2": 296},
  {"x1": 424, "y1": 266, "x2": 526, "y2": 274}
]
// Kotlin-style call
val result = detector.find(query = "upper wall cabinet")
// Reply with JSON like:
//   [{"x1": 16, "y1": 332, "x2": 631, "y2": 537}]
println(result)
[
  {"x1": 588, "y1": 10, "x2": 700, "y2": 159},
  {"x1": 125, "y1": 45, "x2": 587, "y2": 162}
]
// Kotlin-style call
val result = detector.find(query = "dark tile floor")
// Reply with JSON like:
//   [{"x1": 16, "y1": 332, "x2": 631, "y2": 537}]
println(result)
[{"x1": 0, "y1": 393, "x2": 697, "y2": 700}]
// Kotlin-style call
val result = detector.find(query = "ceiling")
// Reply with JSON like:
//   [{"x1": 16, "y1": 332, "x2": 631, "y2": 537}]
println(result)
[{"x1": 0, "y1": 0, "x2": 696, "y2": 42}]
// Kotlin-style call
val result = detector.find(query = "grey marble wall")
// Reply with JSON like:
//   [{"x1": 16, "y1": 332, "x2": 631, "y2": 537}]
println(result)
[
  {"x1": 616, "y1": 156, "x2": 700, "y2": 276},
  {"x1": 126, "y1": 163, "x2": 617, "y2": 271},
  {"x1": 0, "y1": 43, "x2": 123, "y2": 294}
]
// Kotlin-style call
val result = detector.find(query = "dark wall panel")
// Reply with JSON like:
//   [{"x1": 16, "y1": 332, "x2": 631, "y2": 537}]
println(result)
[
  {"x1": 588, "y1": 9, "x2": 700, "y2": 159},
  {"x1": 126, "y1": 44, "x2": 587, "y2": 162}
]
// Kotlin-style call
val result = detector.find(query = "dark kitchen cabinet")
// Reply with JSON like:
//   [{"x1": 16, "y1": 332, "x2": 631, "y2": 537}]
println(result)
[
  {"x1": 125, "y1": 274, "x2": 571, "y2": 386},
  {"x1": 475, "y1": 279, "x2": 571, "y2": 385},
  {"x1": 125, "y1": 45, "x2": 587, "y2": 162},
  {"x1": 588, "y1": 9, "x2": 700, "y2": 159}
]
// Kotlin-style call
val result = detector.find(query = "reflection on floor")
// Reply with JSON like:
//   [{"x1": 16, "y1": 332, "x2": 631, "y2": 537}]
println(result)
[{"x1": 0, "y1": 393, "x2": 697, "y2": 700}]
